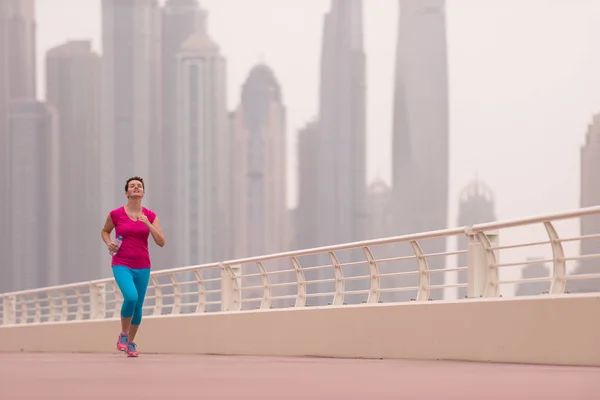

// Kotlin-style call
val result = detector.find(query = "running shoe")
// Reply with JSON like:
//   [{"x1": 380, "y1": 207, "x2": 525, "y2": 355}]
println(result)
[
  {"x1": 116, "y1": 332, "x2": 129, "y2": 351},
  {"x1": 126, "y1": 342, "x2": 139, "y2": 358}
]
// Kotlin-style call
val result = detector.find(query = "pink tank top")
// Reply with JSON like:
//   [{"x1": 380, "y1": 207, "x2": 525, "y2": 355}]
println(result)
[{"x1": 109, "y1": 206, "x2": 156, "y2": 269}]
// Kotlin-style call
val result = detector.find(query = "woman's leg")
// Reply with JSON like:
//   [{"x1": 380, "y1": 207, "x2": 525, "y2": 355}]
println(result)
[
  {"x1": 127, "y1": 268, "x2": 151, "y2": 348},
  {"x1": 112, "y1": 266, "x2": 138, "y2": 350}
]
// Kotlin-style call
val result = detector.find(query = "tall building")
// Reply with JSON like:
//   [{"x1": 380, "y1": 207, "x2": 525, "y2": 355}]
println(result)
[
  {"x1": 0, "y1": 0, "x2": 8, "y2": 125},
  {"x1": 309, "y1": 0, "x2": 367, "y2": 304},
  {"x1": 294, "y1": 120, "x2": 319, "y2": 252},
  {"x1": 293, "y1": 120, "x2": 319, "y2": 303},
  {"x1": 455, "y1": 179, "x2": 496, "y2": 299},
  {"x1": 158, "y1": 0, "x2": 205, "y2": 271},
  {"x1": 316, "y1": 0, "x2": 367, "y2": 248},
  {"x1": 0, "y1": 0, "x2": 37, "y2": 293},
  {"x1": 230, "y1": 64, "x2": 289, "y2": 304},
  {"x1": 231, "y1": 64, "x2": 288, "y2": 259},
  {"x1": 176, "y1": 26, "x2": 228, "y2": 266},
  {"x1": 365, "y1": 179, "x2": 397, "y2": 302},
  {"x1": 515, "y1": 258, "x2": 549, "y2": 297},
  {"x1": 226, "y1": 110, "x2": 236, "y2": 257},
  {"x1": 570, "y1": 113, "x2": 600, "y2": 293},
  {"x1": 6, "y1": 0, "x2": 36, "y2": 99},
  {"x1": 366, "y1": 179, "x2": 393, "y2": 240},
  {"x1": 7, "y1": 100, "x2": 59, "y2": 290},
  {"x1": 46, "y1": 41, "x2": 103, "y2": 284},
  {"x1": 0, "y1": 1, "x2": 10, "y2": 293},
  {"x1": 391, "y1": 0, "x2": 449, "y2": 300},
  {"x1": 100, "y1": 0, "x2": 162, "y2": 244}
]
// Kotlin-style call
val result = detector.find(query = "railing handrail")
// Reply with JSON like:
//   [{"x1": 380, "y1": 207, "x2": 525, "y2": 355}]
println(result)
[
  {"x1": 2, "y1": 205, "x2": 600, "y2": 298},
  {"x1": 471, "y1": 205, "x2": 600, "y2": 231},
  {"x1": 0, "y1": 277, "x2": 115, "y2": 297},
  {"x1": 194, "y1": 227, "x2": 467, "y2": 268},
  {"x1": 146, "y1": 205, "x2": 600, "y2": 275}
]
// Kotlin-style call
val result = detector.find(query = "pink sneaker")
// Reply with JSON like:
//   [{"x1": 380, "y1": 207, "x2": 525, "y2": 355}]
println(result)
[
  {"x1": 116, "y1": 333, "x2": 128, "y2": 351},
  {"x1": 126, "y1": 342, "x2": 139, "y2": 357}
]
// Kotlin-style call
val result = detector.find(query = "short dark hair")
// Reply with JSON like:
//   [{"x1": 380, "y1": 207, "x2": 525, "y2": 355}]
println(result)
[{"x1": 125, "y1": 176, "x2": 145, "y2": 192}]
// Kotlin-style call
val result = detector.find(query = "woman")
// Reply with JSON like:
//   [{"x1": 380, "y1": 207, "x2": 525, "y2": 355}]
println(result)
[{"x1": 101, "y1": 176, "x2": 165, "y2": 357}]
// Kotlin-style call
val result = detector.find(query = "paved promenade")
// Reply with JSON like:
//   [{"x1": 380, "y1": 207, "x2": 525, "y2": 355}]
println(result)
[{"x1": 0, "y1": 353, "x2": 598, "y2": 399}]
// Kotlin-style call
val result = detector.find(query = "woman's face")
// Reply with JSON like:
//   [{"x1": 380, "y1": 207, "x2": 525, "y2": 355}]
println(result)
[{"x1": 126, "y1": 180, "x2": 144, "y2": 199}]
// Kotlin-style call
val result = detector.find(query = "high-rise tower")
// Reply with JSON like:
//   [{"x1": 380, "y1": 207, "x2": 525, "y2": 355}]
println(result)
[
  {"x1": 6, "y1": 0, "x2": 36, "y2": 99},
  {"x1": 0, "y1": 0, "x2": 37, "y2": 292},
  {"x1": 176, "y1": 26, "x2": 228, "y2": 266},
  {"x1": 316, "y1": 0, "x2": 367, "y2": 249},
  {"x1": 570, "y1": 113, "x2": 600, "y2": 292},
  {"x1": 158, "y1": 0, "x2": 206, "y2": 271},
  {"x1": 456, "y1": 179, "x2": 496, "y2": 299},
  {"x1": 307, "y1": 0, "x2": 367, "y2": 304},
  {"x1": 7, "y1": 100, "x2": 58, "y2": 290},
  {"x1": 46, "y1": 41, "x2": 102, "y2": 284},
  {"x1": 231, "y1": 64, "x2": 288, "y2": 259},
  {"x1": 101, "y1": 0, "x2": 162, "y2": 216},
  {"x1": 0, "y1": 1, "x2": 10, "y2": 293},
  {"x1": 391, "y1": 0, "x2": 449, "y2": 300}
]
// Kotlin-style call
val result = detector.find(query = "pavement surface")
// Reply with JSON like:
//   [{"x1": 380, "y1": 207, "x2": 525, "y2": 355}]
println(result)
[{"x1": 0, "y1": 353, "x2": 599, "y2": 399}]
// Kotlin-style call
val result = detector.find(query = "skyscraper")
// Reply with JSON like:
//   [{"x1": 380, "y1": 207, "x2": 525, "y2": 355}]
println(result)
[
  {"x1": 316, "y1": 0, "x2": 367, "y2": 249},
  {"x1": 366, "y1": 179, "x2": 393, "y2": 240},
  {"x1": 231, "y1": 64, "x2": 288, "y2": 259},
  {"x1": 101, "y1": 0, "x2": 162, "y2": 225},
  {"x1": 7, "y1": 100, "x2": 58, "y2": 290},
  {"x1": 159, "y1": 0, "x2": 206, "y2": 271},
  {"x1": 46, "y1": 41, "x2": 102, "y2": 284},
  {"x1": 455, "y1": 179, "x2": 496, "y2": 299},
  {"x1": 391, "y1": 0, "x2": 449, "y2": 300},
  {"x1": 294, "y1": 120, "x2": 319, "y2": 252},
  {"x1": 0, "y1": 0, "x2": 37, "y2": 292},
  {"x1": 176, "y1": 26, "x2": 228, "y2": 266},
  {"x1": 515, "y1": 258, "x2": 549, "y2": 297},
  {"x1": 6, "y1": 0, "x2": 36, "y2": 99},
  {"x1": 293, "y1": 120, "x2": 320, "y2": 302},
  {"x1": 0, "y1": 1, "x2": 7, "y2": 129},
  {"x1": 570, "y1": 113, "x2": 600, "y2": 293},
  {"x1": 289, "y1": 0, "x2": 368, "y2": 303},
  {"x1": 0, "y1": 1, "x2": 10, "y2": 293}
]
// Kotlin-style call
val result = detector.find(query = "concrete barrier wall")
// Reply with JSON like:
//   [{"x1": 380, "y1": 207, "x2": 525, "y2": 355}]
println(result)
[{"x1": 1, "y1": 294, "x2": 599, "y2": 366}]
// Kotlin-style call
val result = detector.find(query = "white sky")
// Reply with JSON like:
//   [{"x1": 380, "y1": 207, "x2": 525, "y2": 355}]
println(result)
[{"x1": 34, "y1": 0, "x2": 600, "y2": 295}]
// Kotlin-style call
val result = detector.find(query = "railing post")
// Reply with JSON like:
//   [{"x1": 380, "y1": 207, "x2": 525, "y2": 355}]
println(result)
[
  {"x1": 485, "y1": 230, "x2": 500, "y2": 297},
  {"x1": 467, "y1": 228, "x2": 486, "y2": 298},
  {"x1": 467, "y1": 228, "x2": 500, "y2": 298},
  {"x1": 89, "y1": 283, "x2": 106, "y2": 319},
  {"x1": 150, "y1": 276, "x2": 162, "y2": 315},
  {"x1": 2, "y1": 295, "x2": 16, "y2": 325},
  {"x1": 221, "y1": 263, "x2": 241, "y2": 311}
]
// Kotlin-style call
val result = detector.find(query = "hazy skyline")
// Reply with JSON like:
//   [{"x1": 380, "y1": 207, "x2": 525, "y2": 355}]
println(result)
[
  {"x1": 28, "y1": 0, "x2": 600, "y2": 296},
  {"x1": 34, "y1": 0, "x2": 600, "y2": 217}
]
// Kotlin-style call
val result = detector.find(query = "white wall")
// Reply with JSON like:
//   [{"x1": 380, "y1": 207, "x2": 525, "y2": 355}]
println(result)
[{"x1": 1, "y1": 294, "x2": 599, "y2": 366}]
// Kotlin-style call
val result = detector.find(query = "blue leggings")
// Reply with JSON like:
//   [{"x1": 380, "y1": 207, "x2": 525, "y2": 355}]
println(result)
[{"x1": 112, "y1": 266, "x2": 150, "y2": 326}]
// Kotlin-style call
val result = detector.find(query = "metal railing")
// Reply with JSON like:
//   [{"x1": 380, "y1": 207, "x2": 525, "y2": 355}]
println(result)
[{"x1": 1, "y1": 206, "x2": 600, "y2": 326}]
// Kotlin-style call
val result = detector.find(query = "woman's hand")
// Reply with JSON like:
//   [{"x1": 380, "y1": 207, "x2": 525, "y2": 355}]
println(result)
[
  {"x1": 137, "y1": 213, "x2": 151, "y2": 227},
  {"x1": 107, "y1": 241, "x2": 119, "y2": 253}
]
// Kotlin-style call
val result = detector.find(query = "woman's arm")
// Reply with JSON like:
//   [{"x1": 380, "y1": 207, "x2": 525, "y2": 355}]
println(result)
[
  {"x1": 141, "y1": 215, "x2": 165, "y2": 247},
  {"x1": 101, "y1": 214, "x2": 119, "y2": 253}
]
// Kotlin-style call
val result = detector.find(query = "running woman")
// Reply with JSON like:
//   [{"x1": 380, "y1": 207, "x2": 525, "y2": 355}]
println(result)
[{"x1": 101, "y1": 176, "x2": 165, "y2": 357}]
